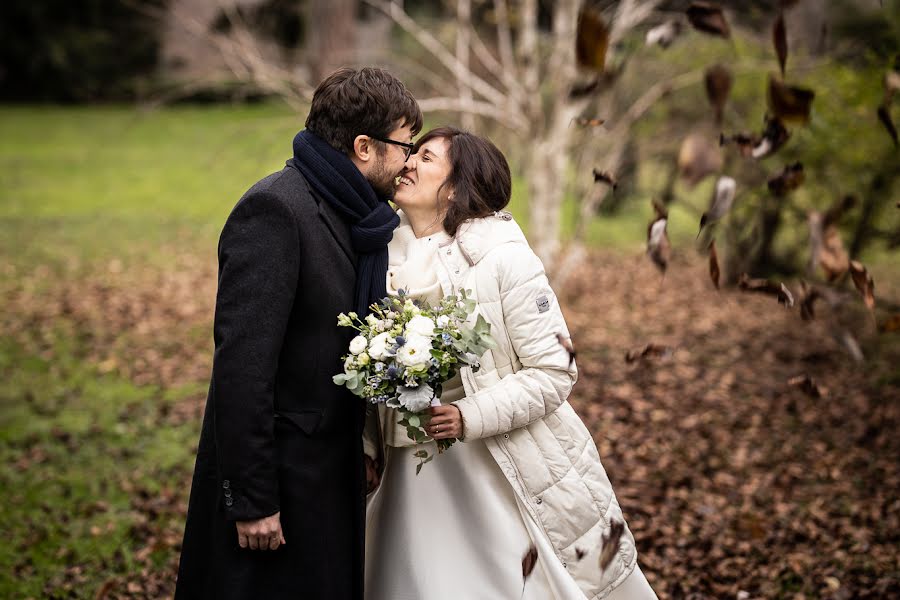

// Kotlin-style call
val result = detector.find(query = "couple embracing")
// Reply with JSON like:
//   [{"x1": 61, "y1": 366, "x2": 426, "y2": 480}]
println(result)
[{"x1": 175, "y1": 67, "x2": 657, "y2": 600}]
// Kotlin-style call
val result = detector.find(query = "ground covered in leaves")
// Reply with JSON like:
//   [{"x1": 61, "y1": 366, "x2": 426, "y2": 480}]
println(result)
[{"x1": 2, "y1": 245, "x2": 898, "y2": 599}]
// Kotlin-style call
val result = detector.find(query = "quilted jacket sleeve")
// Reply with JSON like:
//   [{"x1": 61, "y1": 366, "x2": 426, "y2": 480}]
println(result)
[{"x1": 453, "y1": 242, "x2": 578, "y2": 440}]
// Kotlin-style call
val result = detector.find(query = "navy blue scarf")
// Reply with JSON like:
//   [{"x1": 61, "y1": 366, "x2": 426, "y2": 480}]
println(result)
[{"x1": 290, "y1": 129, "x2": 399, "y2": 315}]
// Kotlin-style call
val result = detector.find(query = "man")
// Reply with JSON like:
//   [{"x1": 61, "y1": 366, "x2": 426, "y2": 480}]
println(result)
[{"x1": 175, "y1": 67, "x2": 422, "y2": 599}]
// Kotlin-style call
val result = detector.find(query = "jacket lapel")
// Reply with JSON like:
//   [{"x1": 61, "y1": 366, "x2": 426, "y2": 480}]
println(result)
[{"x1": 314, "y1": 192, "x2": 357, "y2": 269}]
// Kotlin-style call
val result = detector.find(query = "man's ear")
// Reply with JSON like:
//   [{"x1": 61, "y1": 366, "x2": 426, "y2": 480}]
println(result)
[{"x1": 352, "y1": 135, "x2": 373, "y2": 164}]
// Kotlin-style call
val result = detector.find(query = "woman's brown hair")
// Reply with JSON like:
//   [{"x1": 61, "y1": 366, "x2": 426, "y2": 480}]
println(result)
[{"x1": 413, "y1": 127, "x2": 512, "y2": 237}]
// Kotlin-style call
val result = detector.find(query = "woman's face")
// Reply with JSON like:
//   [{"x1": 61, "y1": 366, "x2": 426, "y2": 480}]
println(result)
[{"x1": 393, "y1": 137, "x2": 452, "y2": 217}]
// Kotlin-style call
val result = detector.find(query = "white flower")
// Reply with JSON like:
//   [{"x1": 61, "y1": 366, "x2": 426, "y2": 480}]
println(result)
[
  {"x1": 349, "y1": 335, "x2": 368, "y2": 355},
  {"x1": 406, "y1": 315, "x2": 436, "y2": 337},
  {"x1": 365, "y1": 314, "x2": 379, "y2": 327},
  {"x1": 386, "y1": 311, "x2": 398, "y2": 319},
  {"x1": 383, "y1": 319, "x2": 394, "y2": 329},
  {"x1": 395, "y1": 334, "x2": 433, "y2": 368},
  {"x1": 398, "y1": 383, "x2": 434, "y2": 412},
  {"x1": 357, "y1": 352, "x2": 370, "y2": 366},
  {"x1": 436, "y1": 315, "x2": 450, "y2": 328},
  {"x1": 344, "y1": 356, "x2": 355, "y2": 371},
  {"x1": 367, "y1": 332, "x2": 393, "y2": 361}
]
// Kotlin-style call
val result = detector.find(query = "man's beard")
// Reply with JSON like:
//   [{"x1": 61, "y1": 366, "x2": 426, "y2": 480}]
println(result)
[{"x1": 367, "y1": 154, "x2": 398, "y2": 201}]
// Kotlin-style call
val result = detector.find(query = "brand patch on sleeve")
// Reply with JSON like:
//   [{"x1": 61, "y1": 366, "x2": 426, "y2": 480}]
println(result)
[{"x1": 536, "y1": 295, "x2": 550, "y2": 313}]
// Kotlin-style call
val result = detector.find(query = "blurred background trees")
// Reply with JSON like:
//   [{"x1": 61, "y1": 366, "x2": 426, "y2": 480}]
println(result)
[{"x1": 1, "y1": 0, "x2": 896, "y2": 280}]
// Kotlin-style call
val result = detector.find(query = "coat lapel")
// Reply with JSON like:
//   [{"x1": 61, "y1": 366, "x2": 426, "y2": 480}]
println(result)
[{"x1": 314, "y1": 192, "x2": 357, "y2": 269}]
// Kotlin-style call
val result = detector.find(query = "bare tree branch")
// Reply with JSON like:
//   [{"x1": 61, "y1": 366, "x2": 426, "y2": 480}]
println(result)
[
  {"x1": 456, "y1": 0, "x2": 476, "y2": 129},
  {"x1": 362, "y1": 0, "x2": 513, "y2": 114},
  {"x1": 417, "y1": 97, "x2": 526, "y2": 130}
]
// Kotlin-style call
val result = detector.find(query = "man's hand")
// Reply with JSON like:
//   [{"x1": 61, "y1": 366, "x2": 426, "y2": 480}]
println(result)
[
  {"x1": 236, "y1": 512, "x2": 286, "y2": 551},
  {"x1": 365, "y1": 454, "x2": 381, "y2": 494}
]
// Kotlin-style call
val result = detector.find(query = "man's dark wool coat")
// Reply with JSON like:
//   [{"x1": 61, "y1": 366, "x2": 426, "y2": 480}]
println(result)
[{"x1": 175, "y1": 164, "x2": 366, "y2": 599}]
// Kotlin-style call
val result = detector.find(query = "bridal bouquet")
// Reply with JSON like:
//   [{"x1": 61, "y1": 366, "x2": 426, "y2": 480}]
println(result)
[{"x1": 333, "y1": 290, "x2": 496, "y2": 472}]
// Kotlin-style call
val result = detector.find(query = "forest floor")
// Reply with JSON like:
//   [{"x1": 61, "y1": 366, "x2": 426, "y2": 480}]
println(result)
[{"x1": 2, "y1": 243, "x2": 898, "y2": 599}]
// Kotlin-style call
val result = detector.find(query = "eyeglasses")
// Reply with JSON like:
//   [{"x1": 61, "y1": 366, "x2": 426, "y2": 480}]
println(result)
[{"x1": 370, "y1": 135, "x2": 415, "y2": 160}]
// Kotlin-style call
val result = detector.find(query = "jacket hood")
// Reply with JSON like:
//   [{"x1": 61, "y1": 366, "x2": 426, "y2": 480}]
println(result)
[{"x1": 395, "y1": 209, "x2": 527, "y2": 266}]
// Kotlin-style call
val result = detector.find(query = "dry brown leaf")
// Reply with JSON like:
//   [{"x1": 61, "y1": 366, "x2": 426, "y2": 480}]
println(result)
[
  {"x1": 849, "y1": 260, "x2": 875, "y2": 311},
  {"x1": 569, "y1": 77, "x2": 601, "y2": 99},
  {"x1": 798, "y1": 280, "x2": 821, "y2": 321},
  {"x1": 767, "y1": 162, "x2": 804, "y2": 196},
  {"x1": 699, "y1": 176, "x2": 737, "y2": 234},
  {"x1": 705, "y1": 64, "x2": 732, "y2": 125},
  {"x1": 645, "y1": 20, "x2": 683, "y2": 48},
  {"x1": 95, "y1": 579, "x2": 117, "y2": 600},
  {"x1": 625, "y1": 344, "x2": 675, "y2": 364},
  {"x1": 576, "y1": 9, "x2": 608, "y2": 72},
  {"x1": 686, "y1": 2, "x2": 731, "y2": 38},
  {"x1": 719, "y1": 131, "x2": 757, "y2": 157},
  {"x1": 599, "y1": 520, "x2": 625, "y2": 571},
  {"x1": 738, "y1": 273, "x2": 794, "y2": 307},
  {"x1": 709, "y1": 239, "x2": 720, "y2": 290},
  {"x1": 678, "y1": 132, "x2": 723, "y2": 186},
  {"x1": 722, "y1": 115, "x2": 790, "y2": 159},
  {"x1": 788, "y1": 374, "x2": 823, "y2": 398},
  {"x1": 773, "y1": 12, "x2": 788, "y2": 76},
  {"x1": 592, "y1": 168, "x2": 618, "y2": 190},
  {"x1": 647, "y1": 213, "x2": 671, "y2": 274},
  {"x1": 767, "y1": 75, "x2": 815, "y2": 124},
  {"x1": 522, "y1": 544, "x2": 539, "y2": 579},
  {"x1": 557, "y1": 333, "x2": 577, "y2": 366}
]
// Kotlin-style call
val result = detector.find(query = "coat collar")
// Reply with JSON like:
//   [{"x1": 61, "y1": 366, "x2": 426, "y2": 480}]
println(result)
[
  {"x1": 394, "y1": 209, "x2": 526, "y2": 266},
  {"x1": 293, "y1": 166, "x2": 356, "y2": 267}
]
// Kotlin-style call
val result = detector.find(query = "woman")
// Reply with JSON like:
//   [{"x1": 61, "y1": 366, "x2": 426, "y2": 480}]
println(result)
[{"x1": 364, "y1": 127, "x2": 657, "y2": 600}]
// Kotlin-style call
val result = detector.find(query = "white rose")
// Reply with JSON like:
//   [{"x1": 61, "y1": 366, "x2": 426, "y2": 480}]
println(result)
[
  {"x1": 368, "y1": 332, "x2": 393, "y2": 361},
  {"x1": 357, "y1": 352, "x2": 370, "y2": 366},
  {"x1": 349, "y1": 335, "x2": 368, "y2": 355},
  {"x1": 365, "y1": 314, "x2": 379, "y2": 327},
  {"x1": 406, "y1": 315, "x2": 436, "y2": 337},
  {"x1": 396, "y1": 334, "x2": 433, "y2": 368},
  {"x1": 436, "y1": 315, "x2": 450, "y2": 328}
]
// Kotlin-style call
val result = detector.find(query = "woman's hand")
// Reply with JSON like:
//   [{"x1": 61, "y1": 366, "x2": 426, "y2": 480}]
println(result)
[{"x1": 427, "y1": 404, "x2": 464, "y2": 440}]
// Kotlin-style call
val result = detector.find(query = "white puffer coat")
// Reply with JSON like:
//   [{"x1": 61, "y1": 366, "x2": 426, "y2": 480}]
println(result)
[{"x1": 379, "y1": 210, "x2": 638, "y2": 599}]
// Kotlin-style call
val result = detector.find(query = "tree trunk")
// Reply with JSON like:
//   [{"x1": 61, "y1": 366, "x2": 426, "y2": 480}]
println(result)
[{"x1": 307, "y1": 0, "x2": 357, "y2": 84}]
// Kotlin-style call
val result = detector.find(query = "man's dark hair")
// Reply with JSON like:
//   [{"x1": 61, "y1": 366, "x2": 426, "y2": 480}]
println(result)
[
  {"x1": 305, "y1": 67, "x2": 423, "y2": 155},
  {"x1": 413, "y1": 127, "x2": 512, "y2": 238}
]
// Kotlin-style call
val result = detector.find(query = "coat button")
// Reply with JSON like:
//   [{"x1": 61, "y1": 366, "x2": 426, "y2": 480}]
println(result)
[
  {"x1": 446, "y1": 249, "x2": 452, "y2": 255},
  {"x1": 454, "y1": 269, "x2": 460, "y2": 274},
  {"x1": 535, "y1": 497, "x2": 542, "y2": 504},
  {"x1": 225, "y1": 497, "x2": 234, "y2": 507},
  {"x1": 503, "y1": 433, "x2": 510, "y2": 439},
  {"x1": 563, "y1": 562, "x2": 568, "y2": 568},
  {"x1": 222, "y1": 480, "x2": 230, "y2": 489},
  {"x1": 224, "y1": 489, "x2": 232, "y2": 498}
]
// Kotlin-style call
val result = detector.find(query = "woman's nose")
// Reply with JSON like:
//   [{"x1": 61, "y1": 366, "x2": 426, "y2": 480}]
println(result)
[{"x1": 404, "y1": 153, "x2": 417, "y2": 167}]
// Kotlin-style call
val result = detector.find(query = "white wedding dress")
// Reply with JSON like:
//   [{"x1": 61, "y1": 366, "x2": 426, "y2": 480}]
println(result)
[{"x1": 364, "y1": 230, "x2": 658, "y2": 600}]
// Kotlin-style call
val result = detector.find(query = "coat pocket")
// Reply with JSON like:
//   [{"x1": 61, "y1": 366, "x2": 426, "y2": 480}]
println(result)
[{"x1": 275, "y1": 409, "x2": 323, "y2": 435}]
